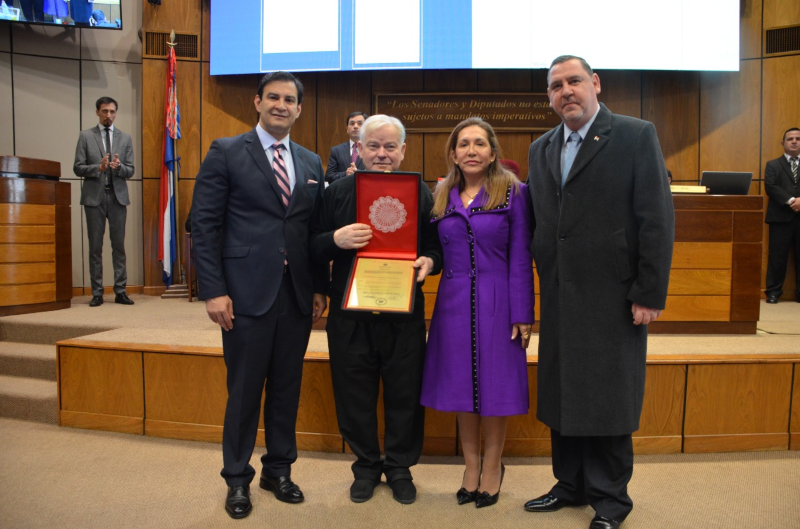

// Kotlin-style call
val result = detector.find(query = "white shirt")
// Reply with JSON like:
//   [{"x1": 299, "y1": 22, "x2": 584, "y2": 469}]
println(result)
[{"x1": 256, "y1": 123, "x2": 296, "y2": 192}]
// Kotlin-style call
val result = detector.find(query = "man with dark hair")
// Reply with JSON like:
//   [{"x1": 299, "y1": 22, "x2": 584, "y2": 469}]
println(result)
[
  {"x1": 764, "y1": 127, "x2": 800, "y2": 303},
  {"x1": 192, "y1": 71, "x2": 328, "y2": 519},
  {"x1": 325, "y1": 111, "x2": 369, "y2": 183},
  {"x1": 73, "y1": 96, "x2": 135, "y2": 307},
  {"x1": 524, "y1": 55, "x2": 674, "y2": 529}
]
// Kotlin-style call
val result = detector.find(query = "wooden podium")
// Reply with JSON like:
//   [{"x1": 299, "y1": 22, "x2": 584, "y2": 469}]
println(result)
[{"x1": 0, "y1": 156, "x2": 72, "y2": 315}]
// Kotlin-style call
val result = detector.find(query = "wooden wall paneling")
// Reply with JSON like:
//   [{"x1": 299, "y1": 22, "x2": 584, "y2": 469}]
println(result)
[
  {"x1": 423, "y1": 133, "x2": 450, "y2": 183},
  {"x1": 0, "y1": 177, "x2": 55, "y2": 204},
  {"x1": 177, "y1": 180, "x2": 195, "y2": 266},
  {"x1": 142, "y1": 0, "x2": 202, "y2": 34},
  {"x1": 289, "y1": 73, "x2": 318, "y2": 155},
  {"x1": 730, "y1": 243, "x2": 763, "y2": 321},
  {"x1": 733, "y1": 211, "x2": 765, "y2": 243},
  {"x1": 497, "y1": 133, "x2": 533, "y2": 181},
  {"x1": 660, "y1": 296, "x2": 730, "y2": 321},
  {"x1": 684, "y1": 363, "x2": 792, "y2": 452},
  {"x1": 201, "y1": 64, "x2": 261, "y2": 159},
  {"x1": 202, "y1": 0, "x2": 210, "y2": 63},
  {"x1": 667, "y1": 269, "x2": 731, "y2": 295},
  {"x1": 176, "y1": 61, "x2": 201, "y2": 184},
  {"x1": 642, "y1": 71, "x2": 699, "y2": 182},
  {"x1": 740, "y1": 0, "x2": 762, "y2": 59},
  {"x1": 55, "y1": 203, "x2": 72, "y2": 301},
  {"x1": 762, "y1": 0, "x2": 800, "y2": 29},
  {"x1": 476, "y1": 69, "x2": 532, "y2": 92},
  {"x1": 0, "y1": 283, "x2": 54, "y2": 305},
  {"x1": 316, "y1": 71, "x2": 372, "y2": 165},
  {"x1": 423, "y1": 409, "x2": 457, "y2": 456},
  {"x1": 0, "y1": 204, "x2": 54, "y2": 224},
  {"x1": 0, "y1": 262, "x2": 54, "y2": 284},
  {"x1": 671, "y1": 242, "x2": 732, "y2": 268},
  {"x1": 1, "y1": 244, "x2": 55, "y2": 263},
  {"x1": 791, "y1": 364, "x2": 800, "y2": 450},
  {"x1": 597, "y1": 70, "x2": 642, "y2": 119},
  {"x1": 142, "y1": 59, "x2": 164, "y2": 181},
  {"x1": 633, "y1": 365, "x2": 686, "y2": 454},
  {"x1": 674, "y1": 211, "x2": 732, "y2": 242},
  {"x1": 0, "y1": 225, "x2": 54, "y2": 243},
  {"x1": 699, "y1": 60, "x2": 761, "y2": 177},
  {"x1": 296, "y1": 360, "x2": 342, "y2": 453},
  {"x1": 505, "y1": 366, "x2": 551, "y2": 456},
  {"x1": 143, "y1": 352, "x2": 226, "y2": 442},
  {"x1": 371, "y1": 70, "x2": 424, "y2": 93},
  {"x1": 423, "y1": 70, "x2": 478, "y2": 92},
  {"x1": 58, "y1": 346, "x2": 144, "y2": 434},
  {"x1": 403, "y1": 134, "x2": 425, "y2": 177},
  {"x1": 142, "y1": 178, "x2": 162, "y2": 292}
]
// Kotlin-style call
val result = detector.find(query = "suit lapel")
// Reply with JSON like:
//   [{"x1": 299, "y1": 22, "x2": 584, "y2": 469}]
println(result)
[
  {"x1": 286, "y1": 142, "x2": 306, "y2": 215},
  {"x1": 545, "y1": 124, "x2": 564, "y2": 188},
  {"x1": 779, "y1": 156, "x2": 795, "y2": 183},
  {"x1": 93, "y1": 127, "x2": 105, "y2": 156},
  {"x1": 245, "y1": 129, "x2": 289, "y2": 213},
  {"x1": 565, "y1": 105, "x2": 611, "y2": 186}
]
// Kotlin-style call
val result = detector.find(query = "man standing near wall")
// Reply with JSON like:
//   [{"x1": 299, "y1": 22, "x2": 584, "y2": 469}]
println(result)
[
  {"x1": 764, "y1": 127, "x2": 800, "y2": 304},
  {"x1": 191, "y1": 71, "x2": 328, "y2": 519},
  {"x1": 325, "y1": 111, "x2": 368, "y2": 183},
  {"x1": 525, "y1": 56, "x2": 674, "y2": 529},
  {"x1": 73, "y1": 96, "x2": 135, "y2": 307}
]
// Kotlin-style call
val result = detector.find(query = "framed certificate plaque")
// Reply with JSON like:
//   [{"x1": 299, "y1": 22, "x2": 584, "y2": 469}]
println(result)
[{"x1": 343, "y1": 171, "x2": 421, "y2": 313}]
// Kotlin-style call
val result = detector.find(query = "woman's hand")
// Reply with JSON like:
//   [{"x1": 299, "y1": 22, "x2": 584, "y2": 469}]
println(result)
[{"x1": 512, "y1": 322, "x2": 533, "y2": 349}]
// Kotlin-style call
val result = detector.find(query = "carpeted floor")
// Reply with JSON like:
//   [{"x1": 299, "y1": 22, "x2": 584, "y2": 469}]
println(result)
[{"x1": 1, "y1": 418, "x2": 799, "y2": 529}]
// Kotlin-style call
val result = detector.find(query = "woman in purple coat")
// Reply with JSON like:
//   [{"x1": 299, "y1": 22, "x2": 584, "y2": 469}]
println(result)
[{"x1": 422, "y1": 118, "x2": 534, "y2": 508}]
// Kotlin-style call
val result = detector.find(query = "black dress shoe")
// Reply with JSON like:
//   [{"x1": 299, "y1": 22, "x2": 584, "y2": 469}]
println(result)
[
  {"x1": 114, "y1": 292, "x2": 134, "y2": 305},
  {"x1": 259, "y1": 474, "x2": 304, "y2": 504},
  {"x1": 89, "y1": 295, "x2": 103, "y2": 307},
  {"x1": 590, "y1": 515, "x2": 621, "y2": 528},
  {"x1": 350, "y1": 478, "x2": 380, "y2": 503},
  {"x1": 388, "y1": 478, "x2": 416, "y2": 504},
  {"x1": 766, "y1": 294, "x2": 779, "y2": 304},
  {"x1": 475, "y1": 463, "x2": 504, "y2": 509},
  {"x1": 456, "y1": 487, "x2": 478, "y2": 505},
  {"x1": 225, "y1": 485, "x2": 252, "y2": 519},
  {"x1": 524, "y1": 493, "x2": 584, "y2": 512}
]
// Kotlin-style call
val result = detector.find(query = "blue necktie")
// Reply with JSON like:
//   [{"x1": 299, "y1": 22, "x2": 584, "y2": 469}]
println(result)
[{"x1": 562, "y1": 131, "x2": 582, "y2": 188}]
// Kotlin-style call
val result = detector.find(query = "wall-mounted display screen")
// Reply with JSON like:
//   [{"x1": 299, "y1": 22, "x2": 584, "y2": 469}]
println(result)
[
  {"x1": 210, "y1": 0, "x2": 739, "y2": 75},
  {"x1": 0, "y1": 0, "x2": 122, "y2": 30}
]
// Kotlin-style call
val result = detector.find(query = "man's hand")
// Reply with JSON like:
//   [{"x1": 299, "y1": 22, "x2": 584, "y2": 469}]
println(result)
[
  {"x1": 312, "y1": 293, "x2": 327, "y2": 323},
  {"x1": 791, "y1": 198, "x2": 800, "y2": 213},
  {"x1": 334, "y1": 223, "x2": 372, "y2": 249},
  {"x1": 345, "y1": 162, "x2": 358, "y2": 176},
  {"x1": 413, "y1": 256, "x2": 434, "y2": 282},
  {"x1": 206, "y1": 295, "x2": 234, "y2": 331},
  {"x1": 632, "y1": 303, "x2": 662, "y2": 325},
  {"x1": 109, "y1": 153, "x2": 121, "y2": 171},
  {"x1": 99, "y1": 153, "x2": 110, "y2": 173}
]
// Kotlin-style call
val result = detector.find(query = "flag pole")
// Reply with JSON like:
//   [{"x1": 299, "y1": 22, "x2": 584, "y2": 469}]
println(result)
[{"x1": 167, "y1": 30, "x2": 183, "y2": 284}]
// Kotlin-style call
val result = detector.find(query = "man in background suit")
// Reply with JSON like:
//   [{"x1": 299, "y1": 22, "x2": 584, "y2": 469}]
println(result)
[
  {"x1": 764, "y1": 127, "x2": 800, "y2": 303},
  {"x1": 73, "y1": 96, "x2": 135, "y2": 307},
  {"x1": 325, "y1": 111, "x2": 368, "y2": 184},
  {"x1": 524, "y1": 56, "x2": 674, "y2": 529},
  {"x1": 191, "y1": 71, "x2": 328, "y2": 519}
]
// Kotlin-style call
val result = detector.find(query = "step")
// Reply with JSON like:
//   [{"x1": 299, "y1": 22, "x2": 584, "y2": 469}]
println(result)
[
  {"x1": 0, "y1": 342, "x2": 56, "y2": 381},
  {"x1": 0, "y1": 374, "x2": 58, "y2": 424}
]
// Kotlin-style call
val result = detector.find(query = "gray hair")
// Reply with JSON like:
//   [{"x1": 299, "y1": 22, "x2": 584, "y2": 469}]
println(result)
[{"x1": 359, "y1": 115, "x2": 406, "y2": 144}]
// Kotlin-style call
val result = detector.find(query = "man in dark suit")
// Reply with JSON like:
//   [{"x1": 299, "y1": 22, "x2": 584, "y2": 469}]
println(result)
[
  {"x1": 191, "y1": 71, "x2": 328, "y2": 519},
  {"x1": 524, "y1": 56, "x2": 674, "y2": 529},
  {"x1": 764, "y1": 127, "x2": 800, "y2": 304},
  {"x1": 325, "y1": 111, "x2": 368, "y2": 184},
  {"x1": 73, "y1": 96, "x2": 135, "y2": 307},
  {"x1": 311, "y1": 115, "x2": 441, "y2": 505}
]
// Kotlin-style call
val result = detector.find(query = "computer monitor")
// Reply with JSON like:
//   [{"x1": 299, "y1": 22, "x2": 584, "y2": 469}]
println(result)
[{"x1": 699, "y1": 171, "x2": 753, "y2": 195}]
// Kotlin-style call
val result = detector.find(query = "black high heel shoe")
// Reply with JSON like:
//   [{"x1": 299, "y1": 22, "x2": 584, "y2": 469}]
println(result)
[
  {"x1": 475, "y1": 463, "x2": 504, "y2": 508},
  {"x1": 456, "y1": 467, "x2": 480, "y2": 505}
]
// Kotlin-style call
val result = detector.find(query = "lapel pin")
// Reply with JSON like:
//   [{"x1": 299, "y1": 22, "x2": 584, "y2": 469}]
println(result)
[{"x1": 593, "y1": 136, "x2": 600, "y2": 141}]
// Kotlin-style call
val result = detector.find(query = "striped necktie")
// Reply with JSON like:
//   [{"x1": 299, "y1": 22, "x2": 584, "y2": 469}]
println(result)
[
  {"x1": 351, "y1": 144, "x2": 359, "y2": 164},
  {"x1": 791, "y1": 157, "x2": 798, "y2": 184},
  {"x1": 272, "y1": 142, "x2": 291, "y2": 208}
]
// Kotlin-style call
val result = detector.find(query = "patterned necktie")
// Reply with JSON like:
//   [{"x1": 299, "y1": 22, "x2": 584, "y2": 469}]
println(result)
[
  {"x1": 562, "y1": 131, "x2": 582, "y2": 188},
  {"x1": 272, "y1": 142, "x2": 291, "y2": 208},
  {"x1": 104, "y1": 127, "x2": 112, "y2": 187},
  {"x1": 791, "y1": 157, "x2": 798, "y2": 184},
  {"x1": 351, "y1": 144, "x2": 359, "y2": 164}
]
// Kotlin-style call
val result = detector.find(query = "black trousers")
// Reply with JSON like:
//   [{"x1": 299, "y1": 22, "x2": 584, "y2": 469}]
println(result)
[
  {"x1": 765, "y1": 216, "x2": 800, "y2": 297},
  {"x1": 220, "y1": 274, "x2": 312, "y2": 487},
  {"x1": 326, "y1": 315, "x2": 426, "y2": 482},
  {"x1": 549, "y1": 429, "x2": 634, "y2": 522}
]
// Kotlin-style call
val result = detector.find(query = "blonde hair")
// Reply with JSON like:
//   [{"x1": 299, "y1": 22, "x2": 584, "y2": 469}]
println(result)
[{"x1": 432, "y1": 117, "x2": 520, "y2": 217}]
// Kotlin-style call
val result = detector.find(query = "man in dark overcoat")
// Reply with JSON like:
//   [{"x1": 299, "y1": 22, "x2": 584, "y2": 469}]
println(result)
[{"x1": 524, "y1": 56, "x2": 674, "y2": 529}]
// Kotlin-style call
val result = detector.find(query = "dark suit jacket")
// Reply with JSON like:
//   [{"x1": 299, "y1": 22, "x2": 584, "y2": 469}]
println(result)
[
  {"x1": 191, "y1": 128, "x2": 327, "y2": 317},
  {"x1": 325, "y1": 141, "x2": 364, "y2": 183},
  {"x1": 764, "y1": 155, "x2": 800, "y2": 224},
  {"x1": 527, "y1": 103, "x2": 674, "y2": 436},
  {"x1": 73, "y1": 126, "x2": 135, "y2": 206}
]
